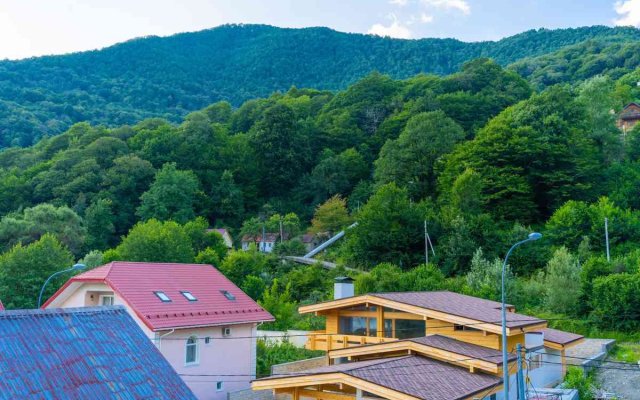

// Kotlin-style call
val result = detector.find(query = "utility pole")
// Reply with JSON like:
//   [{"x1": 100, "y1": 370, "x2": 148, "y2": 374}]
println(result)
[
  {"x1": 516, "y1": 343, "x2": 526, "y2": 400},
  {"x1": 605, "y1": 217, "x2": 610, "y2": 262},
  {"x1": 424, "y1": 220, "x2": 429, "y2": 265},
  {"x1": 280, "y1": 218, "x2": 284, "y2": 244}
]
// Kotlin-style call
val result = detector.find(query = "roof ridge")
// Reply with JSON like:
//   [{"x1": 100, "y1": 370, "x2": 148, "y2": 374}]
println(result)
[{"x1": 0, "y1": 305, "x2": 126, "y2": 317}]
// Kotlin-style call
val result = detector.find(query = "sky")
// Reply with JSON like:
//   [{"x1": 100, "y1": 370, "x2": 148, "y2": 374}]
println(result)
[{"x1": 1, "y1": 0, "x2": 640, "y2": 60}]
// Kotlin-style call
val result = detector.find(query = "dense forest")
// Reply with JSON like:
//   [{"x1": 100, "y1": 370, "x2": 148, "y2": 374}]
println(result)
[
  {"x1": 1, "y1": 50, "x2": 640, "y2": 347},
  {"x1": 2, "y1": 24, "x2": 640, "y2": 147}
]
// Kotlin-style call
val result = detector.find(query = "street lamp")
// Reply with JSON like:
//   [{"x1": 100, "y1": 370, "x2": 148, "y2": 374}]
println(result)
[
  {"x1": 37, "y1": 263, "x2": 86, "y2": 308},
  {"x1": 501, "y1": 232, "x2": 541, "y2": 399}
]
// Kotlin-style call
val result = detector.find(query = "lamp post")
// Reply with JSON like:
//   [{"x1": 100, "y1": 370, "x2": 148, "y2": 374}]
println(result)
[
  {"x1": 37, "y1": 263, "x2": 86, "y2": 308},
  {"x1": 501, "y1": 232, "x2": 541, "y2": 400}
]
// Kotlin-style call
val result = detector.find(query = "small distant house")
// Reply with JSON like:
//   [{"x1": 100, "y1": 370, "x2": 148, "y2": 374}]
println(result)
[
  {"x1": 617, "y1": 102, "x2": 640, "y2": 133},
  {"x1": 208, "y1": 228, "x2": 233, "y2": 248},
  {"x1": 43, "y1": 262, "x2": 274, "y2": 400},
  {"x1": 0, "y1": 306, "x2": 196, "y2": 400},
  {"x1": 241, "y1": 232, "x2": 288, "y2": 253}
]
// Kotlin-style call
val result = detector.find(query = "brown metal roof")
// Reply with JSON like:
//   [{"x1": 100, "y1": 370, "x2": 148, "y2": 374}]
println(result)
[
  {"x1": 373, "y1": 291, "x2": 544, "y2": 329},
  {"x1": 263, "y1": 355, "x2": 501, "y2": 400},
  {"x1": 538, "y1": 328, "x2": 583, "y2": 346},
  {"x1": 408, "y1": 335, "x2": 516, "y2": 365}
]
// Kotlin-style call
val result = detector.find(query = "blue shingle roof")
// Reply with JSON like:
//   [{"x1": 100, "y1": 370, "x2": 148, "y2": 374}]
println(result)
[{"x1": 0, "y1": 306, "x2": 197, "y2": 400}]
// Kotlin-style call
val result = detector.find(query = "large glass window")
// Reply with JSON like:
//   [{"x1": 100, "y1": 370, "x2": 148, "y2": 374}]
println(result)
[
  {"x1": 384, "y1": 319, "x2": 393, "y2": 338},
  {"x1": 185, "y1": 336, "x2": 198, "y2": 365},
  {"x1": 339, "y1": 316, "x2": 367, "y2": 336},
  {"x1": 395, "y1": 319, "x2": 425, "y2": 339}
]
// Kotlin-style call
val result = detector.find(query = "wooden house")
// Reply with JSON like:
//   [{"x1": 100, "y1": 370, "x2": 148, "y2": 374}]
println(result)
[{"x1": 253, "y1": 287, "x2": 583, "y2": 400}]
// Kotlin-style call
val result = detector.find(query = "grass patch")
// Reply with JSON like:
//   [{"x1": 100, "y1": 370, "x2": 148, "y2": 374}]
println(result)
[{"x1": 610, "y1": 342, "x2": 640, "y2": 363}]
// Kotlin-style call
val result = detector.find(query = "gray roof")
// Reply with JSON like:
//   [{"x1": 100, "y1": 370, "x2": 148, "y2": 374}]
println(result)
[
  {"x1": 538, "y1": 328, "x2": 583, "y2": 346},
  {"x1": 373, "y1": 291, "x2": 544, "y2": 329},
  {"x1": 267, "y1": 355, "x2": 500, "y2": 400},
  {"x1": 409, "y1": 335, "x2": 516, "y2": 365}
]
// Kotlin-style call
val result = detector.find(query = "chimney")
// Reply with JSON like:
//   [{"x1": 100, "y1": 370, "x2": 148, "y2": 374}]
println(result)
[{"x1": 334, "y1": 276, "x2": 354, "y2": 300}]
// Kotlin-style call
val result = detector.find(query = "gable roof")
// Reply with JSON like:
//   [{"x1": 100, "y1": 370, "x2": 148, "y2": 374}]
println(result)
[
  {"x1": 300, "y1": 291, "x2": 545, "y2": 333},
  {"x1": 43, "y1": 262, "x2": 274, "y2": 331},
  {"x1": 620, "y1": 102, "x2": 640, "y2": 120},
  {"x1": 254, "y1": 355, "x2": 501, "y2": 400},
  {"x1": 0, "y1": 306, "x2": 196, "y2": 400}
]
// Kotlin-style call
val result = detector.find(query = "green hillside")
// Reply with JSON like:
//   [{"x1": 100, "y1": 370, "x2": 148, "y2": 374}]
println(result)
[{"x1": 1, "y1": 24, "x2": 639, "y2": 147}]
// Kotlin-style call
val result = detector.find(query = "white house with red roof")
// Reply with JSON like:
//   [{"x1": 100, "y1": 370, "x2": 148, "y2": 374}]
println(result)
[{"x1": 42, "y1": 261, "x2": 274, "y2": 400}]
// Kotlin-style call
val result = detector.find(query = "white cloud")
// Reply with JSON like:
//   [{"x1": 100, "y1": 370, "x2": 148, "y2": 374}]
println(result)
[
  {"x1": 389, "y1": 0, "x2": 409, "y2": 6},
  {"x1": 420, "y1": 12, "x2": 434, "y2": 23},
  {"x1": 421, "y1": 0, "x2": 471, "y2": 15},
  {"x1": 614, "y1": 0, "x2": 640, "y2": 27},
  {"x1": 368, "y1": 14, "x2": 412, "y2": 38}
]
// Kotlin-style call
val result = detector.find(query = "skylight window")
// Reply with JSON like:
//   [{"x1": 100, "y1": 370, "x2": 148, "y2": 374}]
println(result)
[
  {"x1": 181, "y1": 291, "x2": 197, "y2": 301},
  {"x1": 154, "y1": 291, "x2": 172, "y2": 302},
  {"x1": 220, "y1": 290, "x2": 236, "y2": 301}
]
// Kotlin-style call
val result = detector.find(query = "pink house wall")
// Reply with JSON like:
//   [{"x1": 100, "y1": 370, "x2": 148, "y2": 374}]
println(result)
[
  {"x1": 158, "y1": 324, "x2": 258, "y2": 400},
  {"x1": 46, "y1": 282, "x2": 258, "y2": 400}
]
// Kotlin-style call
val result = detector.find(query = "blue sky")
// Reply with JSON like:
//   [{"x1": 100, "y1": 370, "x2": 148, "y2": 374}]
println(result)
[{"x1": 1, "y1": 0, "x2": 639, "y2": 60}]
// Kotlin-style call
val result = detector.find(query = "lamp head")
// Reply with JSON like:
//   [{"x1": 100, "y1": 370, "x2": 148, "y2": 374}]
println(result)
[
  {"x1": 528, "y1": 232, "x2": 542, "y2": 241},
  {"x1": 72, "y1": 263, "x2": 86, "y2": 271}
]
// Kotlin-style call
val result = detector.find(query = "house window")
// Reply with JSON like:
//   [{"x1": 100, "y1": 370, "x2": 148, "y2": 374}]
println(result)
[
  {"x1": 216, "y1": 381, "x2": 223, "y2": 391},
  {"x1": 185, "y1": 336, "x2": 198, "y2": 365},
  {"x1": 204, "y1": 337, "x2": 211, "y2": 345},
  {"x1": 529, "y1": 353, "x2": 543, "y2": 369},
  {"x1": 395, "y1": 319, "x2": 426, "y2": 339},
  {"x1": 99, "y1": 295, "x2": 114, "y2": 306},
  {"x1": 154, "y1": 291, "x2": 171, "y2": 302},
  {"x1": 220, "y1": 290, "x2": 236, "y2": 301},
  {"x1": 181, "y1": 291, "x2": 197, "y2": 301},
  {"x1": 222, "y1": 327, "x2": 232, "y2": 337}
]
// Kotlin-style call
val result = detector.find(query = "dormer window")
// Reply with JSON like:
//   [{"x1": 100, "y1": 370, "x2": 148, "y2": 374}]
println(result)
[
  {"x1": 154, "y1": 291, "x2": 171, "y2": 302},
  {"x1": 220, "y1": 290, "x2": 235, "y2": 301},
  {"x1": 181, "y1": 291, "x2": 197, "y2": 302}
]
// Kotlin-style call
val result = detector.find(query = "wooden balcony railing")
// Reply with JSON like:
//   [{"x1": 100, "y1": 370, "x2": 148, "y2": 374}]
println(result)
[{"x1": 305, "y1": 331, "x2": 397, "y2": 351}]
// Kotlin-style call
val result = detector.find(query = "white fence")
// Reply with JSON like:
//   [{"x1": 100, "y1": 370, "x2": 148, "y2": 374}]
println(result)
[{"x1": 256, "y1": 330, "x2": 309, "y2": 348}]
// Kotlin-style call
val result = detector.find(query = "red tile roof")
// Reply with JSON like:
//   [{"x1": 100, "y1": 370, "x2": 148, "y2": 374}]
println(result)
[
  {"x1": 262, "y1": 355, "x2": 501, "y2": 400},
  {"x1": 538, "y1": 328, "x2": 584, "y2": 346},
  {"x1": 44, "y1": 262, "x2": 274, "y2": 331},
  {"x1": 373, "y1": 291, "x2": 544, "y2": 329}
]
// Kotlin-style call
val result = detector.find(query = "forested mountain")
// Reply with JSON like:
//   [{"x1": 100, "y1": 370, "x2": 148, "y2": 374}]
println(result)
[
  {"x1": 1, "y1": 54, "x2": 639, "y2": 339},
  {"x1": 1, "y1": 23, "x2": 640, "y2": 148}
]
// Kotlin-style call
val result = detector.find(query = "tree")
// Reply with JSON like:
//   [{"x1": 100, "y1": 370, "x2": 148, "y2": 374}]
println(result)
[
  {"x1": 250, "y1": 103, "x2": 310, "y2": 197},
  {"x1": 448, "y1": 168, "x2": 484, "y2": 216},
  {"x1": 0, "y1": 203, "x2": 86, "y2": 256},
  {"x1": 259, "y1": 280, "x2": 298, "y2": 330},
  {"x1": 591, "y1": 273, "x2": 640, "y2": 330},
  {"x1": 466, "y1": 248, "x2": 514, "y2": 301},
  {"x1": 346, "y1": 184, "x2": 425, "y2": 269},
  {"x1": 0, "y1": 234, "x2": 74, "y2": 309},
  {"x1": 219, "y1": 249, "x2": 268, "y2": 287},
  {"x1": 84, "y1": 198, "x2": 115, "y2": 250},
  {"x1": 105, "y1": 219, "x2": 194, "y2": 263},
  {"x1": 210, "y1": 170, "x2": 244, "y2": 225},
  {"x1": 310, "y1": 195, "x2": 352, "y2": 235},
  {"x1": 137, "y1": 163, "x2": 201, "y2": 224},
  {"x1": 242, "y1": 275, "x2": 267, "y2": 301},
  {"x1": 374, "y1": 111, "x2": 465, "y2": 199},
  {"x1": 543, "y1": 247, "x2": 581, "y2": 316}
]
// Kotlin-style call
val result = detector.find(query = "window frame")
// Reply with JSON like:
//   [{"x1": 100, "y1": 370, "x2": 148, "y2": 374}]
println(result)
[
  {"x1": 154, "y1": 291, "x2": 172, "y2": 302},
  {"x1": 99, "y1": 294, "x2": 115, "y2": 306},
  {"x1": 180, "y1": 291, "x2": 197, "y2": 302},
  {"x1": 185, "y1": 335, "x2": 199, "y2": 366},
  {"x1": 216, "y1": 381, "x2": 224, "y2": 392}
]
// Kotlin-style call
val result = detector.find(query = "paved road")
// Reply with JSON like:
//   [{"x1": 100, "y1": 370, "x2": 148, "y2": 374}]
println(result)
[{"x1": 596, "y1": 360, "x2": 640, "y2": 399}]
